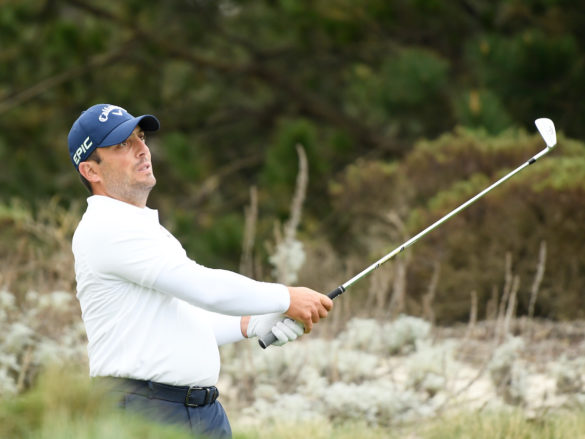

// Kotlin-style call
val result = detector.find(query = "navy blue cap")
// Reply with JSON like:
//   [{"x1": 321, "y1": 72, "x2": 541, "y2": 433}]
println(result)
[{"x1": 68, "y1": 104, "x2": 160, "y2": 170}]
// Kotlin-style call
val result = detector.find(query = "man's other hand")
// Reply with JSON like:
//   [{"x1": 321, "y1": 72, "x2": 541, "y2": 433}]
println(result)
[{"x1": 285, "y1": 286, "x2": 333, "y2": 333}]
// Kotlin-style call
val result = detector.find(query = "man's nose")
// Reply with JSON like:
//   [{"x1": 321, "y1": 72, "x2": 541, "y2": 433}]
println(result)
[{"x1": 135, "y1": 138, "x2": 150, "y2": 156}]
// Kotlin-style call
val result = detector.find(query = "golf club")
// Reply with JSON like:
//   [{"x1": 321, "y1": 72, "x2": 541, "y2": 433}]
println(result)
[{"x1": 259, "y1": 118, "x2": 557, "y2": 349}]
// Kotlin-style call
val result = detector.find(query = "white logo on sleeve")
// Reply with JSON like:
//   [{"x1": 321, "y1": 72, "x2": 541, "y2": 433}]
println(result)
[{"x1": 99, "y1": 105, "x2": 125, "y2": 122}]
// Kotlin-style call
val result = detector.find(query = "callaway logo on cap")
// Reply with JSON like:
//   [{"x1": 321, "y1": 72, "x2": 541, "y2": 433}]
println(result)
[{"x1": 68, "y1": 104, "x2": 160, "y2": 170}]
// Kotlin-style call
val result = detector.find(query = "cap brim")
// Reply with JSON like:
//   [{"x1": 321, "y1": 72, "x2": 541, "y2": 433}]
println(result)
[
  {"x1": 98, "y1": 115, "x2": 160, "y2": 148},
  {"x1": 137, "y1": 115, "x2": 160, "y2": 132}
]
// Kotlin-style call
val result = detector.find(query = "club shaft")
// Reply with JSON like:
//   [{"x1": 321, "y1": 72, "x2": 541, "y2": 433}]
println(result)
[
  {"x1": 259, "y1": 145, "x2": 552, "y2": 348},
  {"x1": 340, "y1": 146, "x2": 551, "y2": 291}
]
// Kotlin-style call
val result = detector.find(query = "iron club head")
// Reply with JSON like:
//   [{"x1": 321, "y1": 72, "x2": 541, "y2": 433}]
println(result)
[{"x1": 535, "y1": 118, "x2": 557, "y2": 148}]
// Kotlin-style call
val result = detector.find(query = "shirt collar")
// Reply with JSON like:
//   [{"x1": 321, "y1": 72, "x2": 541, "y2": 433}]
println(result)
[{"x1": 87, "y1": 195, "x2": 160, "y2": 222}]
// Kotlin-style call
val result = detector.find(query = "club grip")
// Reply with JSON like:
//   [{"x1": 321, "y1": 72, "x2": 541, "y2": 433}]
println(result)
[
  {"x1": 258, "y1": 332, "x2": 277, "y2": 349},
  {"x1": 328, "y1": 285, "x2": 346, "y2": 300},
  {"x1": 258, "y1": 285, "x2": 346, "y2": 349}
]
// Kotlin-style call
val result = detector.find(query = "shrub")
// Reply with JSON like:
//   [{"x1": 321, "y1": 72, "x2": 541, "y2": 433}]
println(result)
[{"x1": 326, "y1": 128, "x2": 585, "y2": 321}]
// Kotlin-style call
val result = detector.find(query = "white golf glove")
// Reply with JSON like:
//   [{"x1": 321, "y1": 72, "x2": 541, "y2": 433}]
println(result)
[{"x1": 247, "y1": 313, "x2": 304, "y2": 346}]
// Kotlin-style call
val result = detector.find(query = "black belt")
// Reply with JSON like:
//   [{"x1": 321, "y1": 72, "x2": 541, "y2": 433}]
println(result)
[{"x1": 98, "y1": 377, "x2": 219, "y2": 407}]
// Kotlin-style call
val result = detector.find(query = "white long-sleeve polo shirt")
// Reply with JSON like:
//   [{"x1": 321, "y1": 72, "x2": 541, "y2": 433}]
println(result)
[{"x1": 72, "y1": 195, "x2": 290, "y2": 386}]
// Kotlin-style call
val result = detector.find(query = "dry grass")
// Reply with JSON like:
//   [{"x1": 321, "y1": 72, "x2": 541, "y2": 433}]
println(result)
[
  {"x1": 233, "y1": 409, "x2": 585, "y2": 439},
  {"x1": 436, "y1": 319, "x2": 585, "y2": 367},
  {"x1": 0, "y1": 366, "x2": 193, "y2": 439},
  {"x1": 4, "y1": 368, "x2": 585, "y2": 439},
  {"x1": 0, "y1": 198, "x2": 80, "y2": 296}
]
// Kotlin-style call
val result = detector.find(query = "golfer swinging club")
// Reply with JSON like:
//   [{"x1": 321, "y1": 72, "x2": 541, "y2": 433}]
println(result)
[{"x1": 68, "y1": 103, "x2": 333, "y2": 438}]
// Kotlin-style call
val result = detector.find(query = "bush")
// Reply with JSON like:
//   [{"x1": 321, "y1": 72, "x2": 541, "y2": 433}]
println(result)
[
  {"x1": 325, "y1": 128, "x2": 585, "y2": 321},
  {"x1": 0, "y1": 290, "x2": 86, "y2": 396},
  {"x1": 0, "y1": 367, "x2": 193, "y2": 439}
]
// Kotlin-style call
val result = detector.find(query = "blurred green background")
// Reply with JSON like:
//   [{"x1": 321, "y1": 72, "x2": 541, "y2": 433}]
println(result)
[{"x1": 1, "y1": 0, "x2": 584, "y2": 322}]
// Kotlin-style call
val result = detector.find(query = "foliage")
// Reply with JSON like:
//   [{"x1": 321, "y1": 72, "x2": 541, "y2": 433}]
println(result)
[
  {"x1": 3, "y1": 3, "x2": 585, "y2": 436},
  {"x1": 488, "y1": 336, "x2": 527, "y2": 405},
  {"x1": 3, "y1": 290, "x2": 585, "y2": 436},
  {"x1": 0, "y1": 289, "x2": 86, "y2": 397},
  {"x1": 1, "y1": 0, "x2": 584, "y2": 275},
  {"x1": 0, "y1": 198, "x2": 80, "y2": 296},
  {"x1": 5, "y1": 367, "x2": 585, "y2": 439},
  {"x1": 0, "y1": 367, "x2": 194, "y2": 439},
  {"x1": 218, "y1": 316, "x2": 585, "y2": 430},
  {"x1": 324, "y1": 128, "x2": 585, "y2": 321},
  {"x1": 417, "y1": 409, "x2": 585, "y2": 439}
]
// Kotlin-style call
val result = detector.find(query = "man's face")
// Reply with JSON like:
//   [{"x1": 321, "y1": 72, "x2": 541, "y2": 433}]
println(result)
[{"x1": 89, "y1": 126, "x2": 156, "y2": 206}]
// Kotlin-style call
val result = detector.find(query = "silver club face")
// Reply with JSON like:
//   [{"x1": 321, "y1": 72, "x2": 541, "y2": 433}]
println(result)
[{"x1": 535, "y1": 118, "x2": 557, "y2": 148}]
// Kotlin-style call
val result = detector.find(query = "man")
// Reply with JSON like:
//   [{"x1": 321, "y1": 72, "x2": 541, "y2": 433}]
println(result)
[{"x1": 68, "y1": 104, "x2": 333, "y2": 438}]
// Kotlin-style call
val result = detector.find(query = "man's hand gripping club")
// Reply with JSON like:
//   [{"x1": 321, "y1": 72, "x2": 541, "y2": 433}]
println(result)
[{"x1": 284, "y1": 286, "x2": 333, "y2": 333}]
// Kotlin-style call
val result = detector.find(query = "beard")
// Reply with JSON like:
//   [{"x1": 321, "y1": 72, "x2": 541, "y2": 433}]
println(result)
[{"x1": 102, "y1": 168, "x2": 156, "y2": 207}]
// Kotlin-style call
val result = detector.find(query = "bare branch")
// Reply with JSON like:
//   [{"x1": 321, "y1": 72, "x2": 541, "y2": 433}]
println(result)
[
  {"x1": 528, "y1": 240, "x2": 547, "y2": 319},
  {"x1": 465, "y1": 290, "x2": 478, "y2": 339},
  {"x1": 240, "y1": 186, "x2": 258, "y2": 277},
  {"x1": 422, "y1": 261, "x2": 441, "y2": 325},
  {"x1": 503, "y1": 275, "x2": 520, "y2": 337},
  {"x1": 284, "y1": 144, "x2": 309, "y2": 242}
]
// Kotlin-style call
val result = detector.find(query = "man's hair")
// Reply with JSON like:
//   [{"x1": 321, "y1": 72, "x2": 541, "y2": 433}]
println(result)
[{"x1": 79, "y1": 149, "x2": 102, "y2": 193}]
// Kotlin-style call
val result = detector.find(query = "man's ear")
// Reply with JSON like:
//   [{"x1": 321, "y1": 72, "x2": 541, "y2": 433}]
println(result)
[{"x1": 78, "y1": 161, "x2": 100, "y2": 183}]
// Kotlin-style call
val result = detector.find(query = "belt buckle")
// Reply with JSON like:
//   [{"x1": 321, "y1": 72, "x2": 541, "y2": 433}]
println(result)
[{"x1": 185, "y1": 386, "x2": 210, "y2": 407}]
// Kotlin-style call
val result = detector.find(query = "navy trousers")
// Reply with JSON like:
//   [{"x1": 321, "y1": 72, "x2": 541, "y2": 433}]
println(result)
[{"x1": 120, "y1": 391, "x2": 232, "y2": 438}]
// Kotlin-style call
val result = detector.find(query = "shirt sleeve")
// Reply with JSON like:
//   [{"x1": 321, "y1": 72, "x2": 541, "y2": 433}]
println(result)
[
  {"x1": 195, "y1": 310, "x2": 245, "y2": 346},
  {"x1": 86, "y1": 221, "x2": 290, "y2": 316}
]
